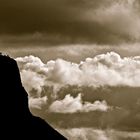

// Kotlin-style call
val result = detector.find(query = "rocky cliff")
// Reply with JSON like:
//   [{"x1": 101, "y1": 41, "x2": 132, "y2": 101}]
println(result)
[{"x1": 0, "y1": 54, "x2": 67, "y2": 139}]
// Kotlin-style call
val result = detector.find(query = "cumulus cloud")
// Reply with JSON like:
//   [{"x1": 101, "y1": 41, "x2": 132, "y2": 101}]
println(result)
[
  {"x1": 29, "y1": 96, "x2": 47, "y2": 110},
  {"x1": 15, "y1": 52, "x2": 140, "y2": 115},
  {"x1": 16, "y1": 55, "x2": 47, "y2": 95},
  {"x1": 16, "y1": 53, "x2": 140, "y2": 130},
  {"x1": 49, "y1": 94, "x2": 109, "y2": 113},
  {"x1": 20, "y1": 70, "x2": 46, "y2": 96},
  {"x1": 16, "y1": 51, "x2": 140, "y2": 94}
]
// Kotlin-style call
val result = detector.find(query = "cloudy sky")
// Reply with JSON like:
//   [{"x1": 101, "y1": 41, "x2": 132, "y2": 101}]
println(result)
[
  {"x1": 0, "y1": 0, "x2": 140, "y2": 44},
  {"x1": 16, "y1": 52, "x2": 140, "y2": 139},
  {"x1": 0, "y1": 0, "x2": 140, "y2": 51},
  {"x1": 1, "y1": 0, "x2": 140, "y2": 139},
  {"x1": 1, "y1": 0, "x2": 140, "y2": 61}
]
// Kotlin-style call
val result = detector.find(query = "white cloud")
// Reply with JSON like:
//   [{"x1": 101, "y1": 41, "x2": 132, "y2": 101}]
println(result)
[
  {"x1": 16, "y1": 55, "x2": 48, "y2": 74},
  {"x1": 29, "y1": 96, "x2": 47, "y2": 109},
  {"x1": 16, "y1": 51, "x2": 140, "y2": 96},
  {"x1": 15, "y1": 52, "x2": 140, "y2": 113},
  {"x1": 49, "y1": 94, "x2": 109, "y2": 113},
  {"x1": 20, "y1": 70, "x2": 46, "y2": 96},
  {"x1": 15, "y1": 53, "x2": 140, "y2": 129}
]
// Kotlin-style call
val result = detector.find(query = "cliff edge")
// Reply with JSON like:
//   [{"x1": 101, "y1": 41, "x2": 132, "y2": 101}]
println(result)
[{"x1": 0, "y1": 54, "x2": 67, "y2": 139}]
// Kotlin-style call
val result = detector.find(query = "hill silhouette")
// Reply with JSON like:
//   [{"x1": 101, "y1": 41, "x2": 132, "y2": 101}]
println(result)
[{"x1": 0, "y1": 53, "x2": 67, "y2": 139}]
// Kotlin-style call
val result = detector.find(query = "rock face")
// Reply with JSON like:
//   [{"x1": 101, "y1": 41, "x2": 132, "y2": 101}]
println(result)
[{"x1": 0, "y1": 54, "x2": 67, "y2": 139}]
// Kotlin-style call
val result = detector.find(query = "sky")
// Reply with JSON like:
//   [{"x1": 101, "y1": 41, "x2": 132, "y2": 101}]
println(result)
[
  {"x1": 16, "y1": 52, "x2": 140, "y2": 130},
  {"x1": 0, "y1": 0, "x2": 140, "y2": 62},
  {"x1": 0, "y1": 0, "x2": 140, "y2": 45},
  {"x1": 1, "y1": 0, "x2": 140, "y2": 139},
  {"x1": 15, "y1": 51, "x2": 140, "y2": 140}
]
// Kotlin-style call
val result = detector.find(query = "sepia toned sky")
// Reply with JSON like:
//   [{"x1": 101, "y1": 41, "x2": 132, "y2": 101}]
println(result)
[
  {"x1": 0, "y1": 0, "x2": 140, "y2": 45},
  {"x1": 0, "y1": 0, "x2": 140, "y2": 62},
  {"x1": 1, "y1": 1, "x2": 140, "y2": 138}
]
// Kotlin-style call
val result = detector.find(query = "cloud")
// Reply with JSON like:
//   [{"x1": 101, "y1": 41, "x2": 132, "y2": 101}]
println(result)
[
  {"x1": 49, "y1": 94, "x2": 109, "y2": 113},
  {"x1": 16, "y1": 53, "x2": 140, "y2": 130},
  {"x1": 1, "y1": 0, "x2": 140, "y2": 43},
  {"x1": 16, "y1": 52, "x2": 140, "y2": 115},
  {"x1": 16, "y1": 55, "x2": 47, "y2": 95},
  {"x1": 29, "y1": 96, "x2": 47, "y2": 110},
  {"x1": 59, "y1": 128, "x2": 109, "y2": 140},
  {"x1": 20, "y1": 70, "x2": 45, "y2": 96},
  {"x1": 85, "y1": 0, "x2": 140, "y2": 40},
  {"x1": 58, "y1": 128, "x2": 140, "y2": 140},
  {"x1": 16, "y1": 51, "x2": 140, "y2": 94}
]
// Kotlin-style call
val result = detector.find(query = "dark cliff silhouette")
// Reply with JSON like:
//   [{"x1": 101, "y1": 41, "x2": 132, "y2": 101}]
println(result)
[{"x1": 0, "y1": 54, "x2": 67, "y2": 139}]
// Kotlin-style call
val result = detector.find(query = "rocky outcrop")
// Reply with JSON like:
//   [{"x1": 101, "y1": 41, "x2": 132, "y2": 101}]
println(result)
[{"x1": 0, "y1": 54, "x2": 67, "y2": 139}]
